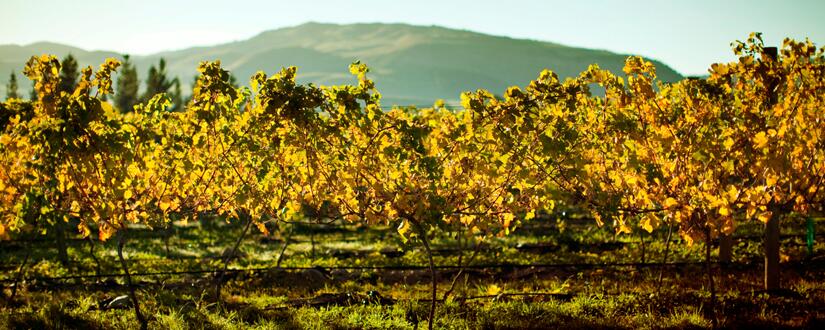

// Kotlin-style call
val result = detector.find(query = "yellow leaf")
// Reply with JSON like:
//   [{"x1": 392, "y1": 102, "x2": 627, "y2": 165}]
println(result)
[
  {"x1": 722, "y1": 160, "x2": 735, "y2": 173},
  {"x1": 502, "y1": 213, "x2": 515, "y2": 228},
  {"x1": 683, "y1": 233, "x2": 694, "y2": 246},
  {"x1": 127, "y1": 163, "x2": 141, "y2": 177},
  {"x1": 70, "y1": 201, "x2": 81, "y2": 213},
  {"x1": 486, "y1": 284, "x2": 502, "y2": 296},
  {"x1": 641, "y1": 214, "x2": 658, "y2": 233},
  {"x1": 159, "y1": 198, "x2": 171, "y2": 211},
  {"x1": 397, "y1": 219, "x2": 413, "y2": 243},
  {"x1": 753, "y1": 131, "x2": 769, "y2": 148},
  {"x1": 664, "y1": 197, "x2": 678, "y2": 208},
  {"x1": 78, "y1": 223, "x2": 90, "y2": 238},
  {"x1": 765, "y1": 175, "x2": 778, "y2": 187},
  {"x1": 525, "y1": 210, "x2": 536, "y2": 221},
  {"x1": 757, "y1": 211, "x2": 772, "y2": 223},
  {"x1": 255, "y1": 222, "x2": 269, "y2": 235},
  {"x1": 593, "y1": 212, "x2": 604, "y2": 227},
  {"x1": 286, "y1": 200, "x2": 302, "y2": 217},
  {"x1": 386, "y1": 206, "x2": 398, "y2": 219},
  {"x1": 99, "y1": 223, "x2": 114, "y2": 241},
  {"x1": 169, "y1": 198, "x2": 180, "y2": 211},
  {"x1": 723, "y1": 137, "x2": 735, "y2": 150},
  {"x1": 746, "y1": 205, "x2": 757, "y2": 218},
  {"x1": 460, "y1": 214, "x2": 476, "y2": 225},
  {"x1": 727, "y1": 186, "x2": 739, "y2": 203},
  {"x1": 618, "y1": 223, "x2": 632, "y2": 234},
  {"x1": 718, "y1": 207, "x2": 730, "y2": 216}
]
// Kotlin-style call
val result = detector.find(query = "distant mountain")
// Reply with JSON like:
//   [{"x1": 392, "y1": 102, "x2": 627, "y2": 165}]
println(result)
[{"x1": 0, "y1": 22, "x2": 684, "y2": 105}]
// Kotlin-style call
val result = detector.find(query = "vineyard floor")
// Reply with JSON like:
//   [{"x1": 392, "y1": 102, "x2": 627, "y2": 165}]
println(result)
[{"x1": 1, "y1": 216, "x2": 824, "y2": 329}]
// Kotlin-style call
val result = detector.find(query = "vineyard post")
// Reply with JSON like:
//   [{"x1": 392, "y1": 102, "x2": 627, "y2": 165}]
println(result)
[
  {"x1": 55, "y1": 216, "x2": 69, "y2": 266},
  {"x1": 765, "y1": 205, "x2": 781, "y2": 291},
  {"x1": 309, "y1": 222, "x2": 316, "y2": 261},
  {"x1": 705, "y1": 225, "x2": 717, "y2": 328},
  {"x1": 163, "y1": 222, "x2": 173, "y2": 258},
  {"x1": 719, "y1": 235, "x2": 733, "y2": 264},
  {"x1": 639, "y1": 231, "x2": 647, "y2": 264},
  {"x1": 806, "y1": 217, "x2": 815, "y2": 259},
  {"x1": 763, "y1": 46, "x2": 780, "y2": 292}
]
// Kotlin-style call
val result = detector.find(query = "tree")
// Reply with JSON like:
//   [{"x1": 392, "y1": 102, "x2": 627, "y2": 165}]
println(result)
[
  {"x1": 58, "y1": 54, "x2": 79, "y2": 95},
  {"x1": 141, "y1": 58, "x2": 181, "y2": 107},
  {"x1": 710, "y1": 34, "x2": 825, "y2": 290},
  {"x1": 115, "y1": 55, "x2": 140, "y2": 112},
  {"x1": 170, "y1": 79, "x2": 182, "y2": 111},
  {"x1": 29, "y1": 79, "x2": 36, "y2": 101},
  {"x1": 6, "y1": 72, "x2": 19, "y2": 100}
]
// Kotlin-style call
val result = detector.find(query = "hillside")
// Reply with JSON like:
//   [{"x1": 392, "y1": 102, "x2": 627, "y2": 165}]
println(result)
[{"x1": 0, "y1": 22, "x2": 684, "y2": 105}]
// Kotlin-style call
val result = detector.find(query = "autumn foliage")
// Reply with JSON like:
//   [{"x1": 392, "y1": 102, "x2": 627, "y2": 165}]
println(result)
[{"x1": 1, "y1": 34, "x2": 823, "y2": 251}]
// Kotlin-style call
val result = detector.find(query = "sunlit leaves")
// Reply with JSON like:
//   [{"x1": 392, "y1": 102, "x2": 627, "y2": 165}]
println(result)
[
  {"x1": 753, "y1": 131, "x2": 769, "y2": 149},
  {"x1": 0, "y1": 35, "x2": 822, "y2": 252}
]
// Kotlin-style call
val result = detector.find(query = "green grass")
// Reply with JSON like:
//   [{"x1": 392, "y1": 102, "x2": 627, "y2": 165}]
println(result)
[
  {"x1": 1, "y1": 215, "x2": 823, "y2": 329},
  {"x1": 4, "y1": 287, "x2": 822, "y2": 329}
]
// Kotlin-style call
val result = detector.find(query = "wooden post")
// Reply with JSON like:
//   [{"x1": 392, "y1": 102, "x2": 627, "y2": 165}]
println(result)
[
  {"x1": 807, "y1": 217, "x2": 815, "y2": 258},
  {"x1": 719, "y1": 234, "x2": 733, "y2": 264},
  {"x1": 55, "y1": 217, "x2": 69, "y2": 266},
  {"x1": 705, "y1": 227, "x2": 717, "y2": 327},
  {"x1": 763, "y1": 46, "x2": 781, "y2": 291},
  {"x1": 765, "y1": 210, "x2": 780, "y2": 291}
]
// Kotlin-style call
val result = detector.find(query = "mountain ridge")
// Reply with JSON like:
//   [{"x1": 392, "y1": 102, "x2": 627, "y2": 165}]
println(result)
[{"x1": 1, "y1": 22, "x2": 684, "y2": 105}]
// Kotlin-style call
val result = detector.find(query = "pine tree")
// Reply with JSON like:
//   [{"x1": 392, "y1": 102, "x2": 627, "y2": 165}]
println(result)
[
  {"x1": 115, "y1": 55, "x2": 140, "y2": 112},
  {"x1": 170, "y1": 78, "x2": 182, "y2": 111},
  {"x1": 58, "y1": 54, "x2": 79, "y2": 95},
  {"x1": 141, "y1": 58, "x2": 173, "y2": 103},
  {"x1": 229, "y1": 73, "x2": 239, "y2": 88},
  {"x1": 140, "y1": 58, "x2": 184, "y2": 111},
  {"x1": 29, "y1": 79, "x2": 36, "y2": 101},
  {"x1": 6, "y1": 71, "x2": 19, "y2": 100}
]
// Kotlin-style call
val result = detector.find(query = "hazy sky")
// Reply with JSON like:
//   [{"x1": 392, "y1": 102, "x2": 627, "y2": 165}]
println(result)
[{"x1": 2, "y1": 0, "x2": 823, "y2": 75}]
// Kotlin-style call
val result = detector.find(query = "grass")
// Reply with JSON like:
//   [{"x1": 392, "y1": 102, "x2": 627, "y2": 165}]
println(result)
[
  {"x1": 0, "y1": 215, "x2": 823, "y2": 329},
  {"x1": 4, "y1": 288, "x2": 821, "y2": 329}
]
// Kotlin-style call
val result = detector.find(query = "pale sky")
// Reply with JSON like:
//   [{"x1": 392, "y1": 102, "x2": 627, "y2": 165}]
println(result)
[{"x1": 2, "y1": 0, "x2": 823, "y2": 76}]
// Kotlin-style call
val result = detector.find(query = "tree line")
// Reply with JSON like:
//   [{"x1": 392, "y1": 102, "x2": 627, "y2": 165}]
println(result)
[{"x1": 5, "y1": 54, "x2": 183, "y2": 112}]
